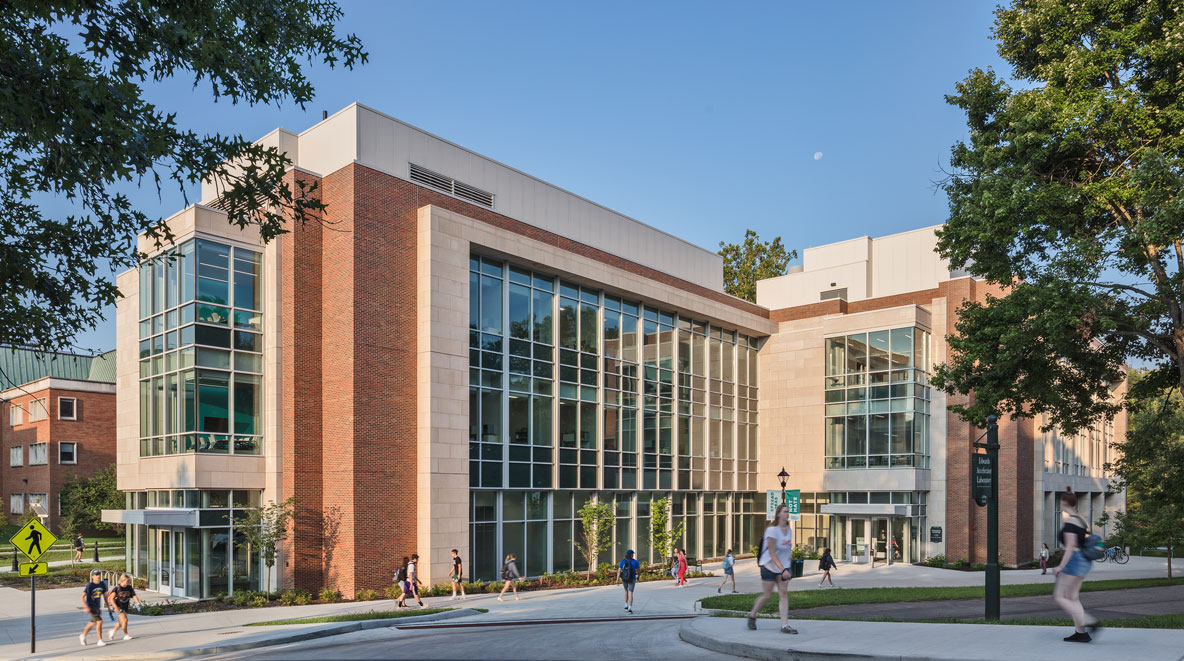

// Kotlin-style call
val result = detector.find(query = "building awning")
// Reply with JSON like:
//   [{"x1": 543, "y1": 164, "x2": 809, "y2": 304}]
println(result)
[
  {"x1": 819, "y1": 504, "x2": 911, "y2": 516},
  {"x1": 102, "y1": 509, "x2": 199, "y2": 527}
]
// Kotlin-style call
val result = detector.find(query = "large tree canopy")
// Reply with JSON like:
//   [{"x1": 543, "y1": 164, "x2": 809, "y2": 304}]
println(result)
[
  {"x1": 0, "y1": 0, "x2": 366, "y2": 353},
  {"x1": 933, "y1": 0, "x2": 1184, "y2": 432},
  {"x1": 718, "y1": 229, "x2": 796, "y2": 303}
]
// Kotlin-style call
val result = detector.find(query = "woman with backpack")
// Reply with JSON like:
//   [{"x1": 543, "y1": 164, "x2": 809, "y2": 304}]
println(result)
[
  {"x1": 817, "y1": 547, "x2": 837, "y2": 588},
  {"x1": 1052, "y1": 490, "x2": 1100, "y2": 643},
  {"x1": 498, "y1": 553, "x2": 520, "y2": 601},
  {"x1": 717, "y1": 549, "x2": 737, "y2": 593},
  {"x1": 746, "y1": 503, "x2": 798, "y2": 635}
]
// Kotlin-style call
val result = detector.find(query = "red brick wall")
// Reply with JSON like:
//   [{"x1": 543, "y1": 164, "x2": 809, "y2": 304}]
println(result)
[{"x1": 1, "y1": 386, "x2": 116, "y2": 532}]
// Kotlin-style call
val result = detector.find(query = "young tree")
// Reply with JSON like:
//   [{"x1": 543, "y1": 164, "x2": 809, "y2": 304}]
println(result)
[
  {"x1": 572, "y1": 500, "x2": 614, "y2": 579},
  {"x1": 240, "y1": 497, "x2": 297, "y2": 596},
  {"x1": 0, "y1": 1, "x2": 366, "y2": 353},
  {"x1": 718, "y1": 230, "x2": 796, "y2": 303},
  {"x1": 648, "y1": 496, "x2": 685, "y2": 567},
  {"x1": 933, "y1": 0, "x2": 1184, "y2": 433},
  {"x1": 1101, "y1": 370, "x2": 1184, "y2": 577},
  {"x1": 59, "y1": 467, "x2": 124, "y2": 536}
]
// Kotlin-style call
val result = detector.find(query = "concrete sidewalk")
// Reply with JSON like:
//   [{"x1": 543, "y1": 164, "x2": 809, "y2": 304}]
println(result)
[
  {"x1": 0, "y1": 556, "x2": 126, "y2": 574},
  {"x1": 0, "y1": 555, "x2": 1173, "y2": 659},
  {"x1": 680, "y1": 615, "x2": 1184, "y2": 661}
]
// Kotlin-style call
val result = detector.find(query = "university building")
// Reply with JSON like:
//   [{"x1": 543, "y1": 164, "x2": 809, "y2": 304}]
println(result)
[
  {"x1": 2, "y1": 348, "x2": 117, "y2": 530},
  {"x1": 103, "y1": 103, "x2": 1125, "y2": 597}
]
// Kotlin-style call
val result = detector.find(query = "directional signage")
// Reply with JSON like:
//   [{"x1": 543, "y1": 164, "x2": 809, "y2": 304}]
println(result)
[
  {"x1": 930, "y1": 526, "x2": 943, "y2": 543},
  {"x1": 8, "y1": 519, "x2": 57, "y2": 562},
  {"x1": 766, "y1": 489, "x2": 801, "y2": 522},
  {"x1": 19, "y1": 562, "x2": 48, "y2": 577},
  {"x1": 973, "y1": 453, "x2": 993, "y2": 507}
]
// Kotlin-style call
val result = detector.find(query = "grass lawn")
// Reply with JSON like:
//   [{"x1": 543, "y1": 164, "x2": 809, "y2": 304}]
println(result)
[
  {"x1": 700, "y1": 576, "x2": 1184, "y2": 614},
  {"x1": 247, "y1": 608, "x2": 453, "y2": 626},
  {"x1": 0, "y1": 560, "x2": 125, "y2": 589}
]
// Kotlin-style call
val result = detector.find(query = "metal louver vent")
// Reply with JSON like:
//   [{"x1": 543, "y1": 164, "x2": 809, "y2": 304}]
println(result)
[
  {"x1": 409, "y1": 163, "x2": 494, "y2": 208},
  {"x1": 820, "y1": 288, "x2": 847, "y2": 301}
]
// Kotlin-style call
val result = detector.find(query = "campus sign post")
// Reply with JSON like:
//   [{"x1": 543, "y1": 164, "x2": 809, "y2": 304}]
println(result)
[
  {"x1": 973, "y1": 415, "x2": 1000, "y2": 621},
  {"x1": 9, "y1": 519, "x2": 58, "y2": 653}
]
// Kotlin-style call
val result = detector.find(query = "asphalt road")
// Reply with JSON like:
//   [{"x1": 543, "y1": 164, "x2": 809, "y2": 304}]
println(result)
[{"x1": 226, "y1": 617, "x2": 736, "y2": 660}]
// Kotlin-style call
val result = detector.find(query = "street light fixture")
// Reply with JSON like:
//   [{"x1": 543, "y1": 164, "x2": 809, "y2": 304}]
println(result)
[{"x1": 777, "y1": 467, "x2": 789, "y2": 503}]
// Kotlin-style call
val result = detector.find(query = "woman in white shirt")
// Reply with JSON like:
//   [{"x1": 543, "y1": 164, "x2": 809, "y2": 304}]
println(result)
[{"x1": 746, "y1": 504, "x2": 798, "y2": 634}]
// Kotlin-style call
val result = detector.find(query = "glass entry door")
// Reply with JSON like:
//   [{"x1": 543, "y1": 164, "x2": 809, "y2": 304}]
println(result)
[
  {"x1": 872, "y1": 519, "x2": 889, "y2": 565},
  {"x1": 157, "y1": 529, "x2": 185, "y2": 597}
]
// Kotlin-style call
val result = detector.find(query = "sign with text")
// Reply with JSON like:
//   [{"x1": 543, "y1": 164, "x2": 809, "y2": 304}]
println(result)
[
  {"x1": 973, "y1": 453, "x2": 993, "y2": 507},
  {"x1": 8, "y1": 520, "x2": 56, "y2": 563},
  {"x1": 930, "y1": 526, "x2": 943, "y2": 543},
  {"x1": 766, "y1": 489, "x2": 801, "y2": 522}
]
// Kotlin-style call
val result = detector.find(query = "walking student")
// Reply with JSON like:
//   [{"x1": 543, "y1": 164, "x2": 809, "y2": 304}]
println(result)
[
  {"x1": 617, "y1": 549, "x2": 641, "y2": 613},
  {"x1": 79, "y1": 569, "x2": 109, "y2": 646},
  {"x1": 718, "y1": 549, "x2": 737, "y2": 593},
  {"x1": 408, "y1": 553, "x2": 425, "y2": 606},
  {"x1": 818, "y1": 547, "x2": 837, "y2": 588},
  {"x1": 395, "y1": 556, "x2": 423, "y2": 608},
  {"x1": 498, "y1": 553, "x2": 520, "y2": 601},
  {"x1": 1052, "y1": 491, "x2": 1100, "y2": 643},
  {"x1": 746, "y1": 503, "x2": 798, "y2": 635},
  {"x1": 1040, "y1": 543, "x2": 1050, "y2": 575},
  {"x1": 677, "y1": 548, "x2": 688, "y2": 586},
  {"x1": 73, "y1": 534, "x2": 85, "y2": 566},
  {"x1": 106, "y1": 573, "x2": 143, "y2": 641},
  {"x1": 448, "y1": 548, "x2": 467, "y2": 600}
]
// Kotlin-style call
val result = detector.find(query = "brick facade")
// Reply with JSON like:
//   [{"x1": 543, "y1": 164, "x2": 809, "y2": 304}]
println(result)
[{"x1": 1, "y1": 385, "x2": 116, "y2": 531}]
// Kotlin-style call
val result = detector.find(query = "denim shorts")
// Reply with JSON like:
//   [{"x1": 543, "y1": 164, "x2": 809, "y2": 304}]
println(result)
[
  {"x1": 759, "y1": 566, "x2": 789, "y2": 582},
  {"x1": 1063, "y1": 550, "x2": 1092, "y2": 577},
  {"x1": 621, "y1": 581, "x2": 636, "y2": 592},
  {"x1": 724, "y1": 567, "x2": 734, "y2": 575}
]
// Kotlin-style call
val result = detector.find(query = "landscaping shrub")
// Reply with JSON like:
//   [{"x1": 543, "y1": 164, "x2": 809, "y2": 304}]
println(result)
[
  {"x1": 383, "y1": 584, "x2": 401, "y2": 600},
  {"x1": 250, "y1": 595, "x2": 269, "y2": 608},
  {"x1": 971, "y1": 563, "x2": 986, "y2": 571},
  {"x1": 280, "y1": 589, "x2": 312, "y2": 606},
  {"x1": 926, "y1": 554, "x2": 946, "y2": 568},
  {"x1": 355, "y1": 588, "x2": 378, "y2": 601},
  {"x1": 1050, "y1": 549, "x2": 1065, "y2": 566},
  {"x1": 319, "y1": 586, "x2": 342, "y2": 603}
]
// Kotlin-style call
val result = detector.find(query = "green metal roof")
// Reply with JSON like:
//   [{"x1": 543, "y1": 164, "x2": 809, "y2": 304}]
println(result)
[{"x1": 0, "y1": 347, "x2": 117, "y2": 390}]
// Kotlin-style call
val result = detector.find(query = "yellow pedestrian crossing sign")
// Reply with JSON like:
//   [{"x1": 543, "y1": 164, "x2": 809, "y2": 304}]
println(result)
[
  {"x1": 19, "y1": 562, "x2": 48, "y2": 577},
  {"x1": 8, "y1": 520, "x2": 57, "y2": 562}
]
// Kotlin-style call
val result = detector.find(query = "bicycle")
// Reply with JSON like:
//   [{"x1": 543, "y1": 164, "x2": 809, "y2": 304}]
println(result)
[{"x1": 1094, "y1": 546, "x2": 1129, "y2": 564}]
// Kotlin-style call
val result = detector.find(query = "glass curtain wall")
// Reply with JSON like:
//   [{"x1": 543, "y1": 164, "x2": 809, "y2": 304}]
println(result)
[
  {"x1": 824, "y1": 328, "x2": 930, "y2": 469},
  {"x1": 467, "y1": 255, "x2": 760, "y2": 579},
  {"x1": 138, "y1": 239, "x2": 263, "y2": 457}
]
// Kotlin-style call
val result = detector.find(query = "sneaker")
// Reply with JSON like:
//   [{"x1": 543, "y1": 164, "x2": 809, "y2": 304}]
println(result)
[
  {"x1": 627, "y1": 607, "x2": 633, "y2": 613},
  {"x1": 123, "y1": 635, "x2": 133, "y2": 641},
  {"x1": 746, "y1": 616, "x2": 757, "y2": 630},
  {"x1": 717, "y1": 587, "x2": 721, "y2": 593},
  {"x1": 514, "y1": 595, "x2": 519, "y2": 601},
  {"x1": 79, "y1": 633, "x2": 87, "y2": 647},
  {"x1": 732, "y1": 590, "x2": 739, "y2": 594},
  {"x1": 1063, "y1": 632, "x2": 1091, "y2": 643},
  {"x1": 1087, "y1": 622, "x2": 1102, "y2": 639},
  {"x1": 497, "y1": 596, "x2": 503, "y2": 601},
  {"x1": 107, "y1": 628, "x2": 115, "y2": 641},
  {"x1": 625, "y1": 605, "x2": 630, "y2": 611},
  {"x1": 447, "y1": 596, "x2": 456, "y2": 601},
  {"x1": 780, "y1": 625, "x2": 798, "y2": 635},
  {"x1": 96, "y1": 639, "x2": 107, "y2": 647}
]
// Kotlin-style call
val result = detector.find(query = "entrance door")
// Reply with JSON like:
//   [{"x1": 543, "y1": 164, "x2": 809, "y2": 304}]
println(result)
[
  {"x1": 157, "y1": 529, "x2": 185, "y2": 597},
  {"x1": 872, "y1": 519, "x2": 889, "y2": 565}
]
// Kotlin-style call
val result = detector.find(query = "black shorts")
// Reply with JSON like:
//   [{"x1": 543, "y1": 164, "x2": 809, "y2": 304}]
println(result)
[
  {"x1": 760, "y1": 566, "x2": 789, "y2": 582},
  {"x1": 88, "y1": 610, "x2": 102, "y2": 622}
]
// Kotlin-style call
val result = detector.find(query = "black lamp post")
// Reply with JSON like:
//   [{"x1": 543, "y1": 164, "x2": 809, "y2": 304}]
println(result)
[{"x1": 777, "y1": 467, "x2": 789, "y2": 505}]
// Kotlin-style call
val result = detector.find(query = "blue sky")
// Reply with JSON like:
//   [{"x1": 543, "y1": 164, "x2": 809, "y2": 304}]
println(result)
[{"x1": 72, "y1": 0, "x2": 1008, "y2": 352}]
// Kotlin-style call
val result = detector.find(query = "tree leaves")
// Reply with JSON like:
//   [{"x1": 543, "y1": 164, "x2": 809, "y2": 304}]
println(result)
[
  {"x1": 0, "y1": 1, "x2": 367, "y2": 352},
  {"x1": 718, "y1": 230, "x2": 796, "y2": 303},
  {"x1": 937, "y1": 0, "x2": 1184, "y2": 428},
  {"x1": 59, "y1": 466, "x2": 123, "y2": 535}
]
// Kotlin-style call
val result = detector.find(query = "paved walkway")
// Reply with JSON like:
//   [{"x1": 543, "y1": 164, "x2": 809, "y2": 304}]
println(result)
[
  {"x1": 680, "y1": 616, "x2": 1184, "y2": 661},
  {"x1": 0, "y1": 555, "x2": 1173, "y2": 659},
  {"x1": 790, "y1": 584, "x2": 1184, "y2": 622},
  {"x1": 0, "y1": 556, "x2": 126, "y2": 574}
]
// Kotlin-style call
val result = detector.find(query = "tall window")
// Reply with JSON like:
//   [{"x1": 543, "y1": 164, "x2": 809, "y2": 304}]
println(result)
[
  {"x1": 9, "y1": 405, "x2": 22, "y2": 426},
  {"x1": 59, "y1": 442, "x2": 77, "y2": 464},
  {"x1": 824, "y1": 328, "x2": 930, "y2": 469},
  {"x1": 9, "y1": 493, "x2": 24, "y2": 515},
  {"x1": 29, "y1": 442, "x2": 48, "y2": 465},
  {"x1": 137, "y1": 239, "x2": 262, "y2": 457},
  {"x1": 9, "y1": 446, "x2": 22, "y2": 467}
]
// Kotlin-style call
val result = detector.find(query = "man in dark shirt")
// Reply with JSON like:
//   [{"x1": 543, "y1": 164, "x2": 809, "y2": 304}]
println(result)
[
  {"x1": 79, "y1": 569, "x2": 108, "y2": 647},
  {"x1": 448, "y1": 548, "x2": 466, "y2": 600},
  {"x1": 73, "y1": 535, "x2": 85, "y2": 565}
]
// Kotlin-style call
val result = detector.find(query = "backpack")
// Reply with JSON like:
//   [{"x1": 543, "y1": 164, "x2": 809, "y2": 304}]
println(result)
[
  {"x1": 501, "y1": 562, "x2": 512, "y2": 580},
  {"x1": 619, "y1": 559, "x2": 636, "y2": 582},
  {"x1": 392, "y1": 567, "x2": 405, "y2": 584},
  {"x1": 1074, "y1": 516, "x2": 1103, "y2": 560},
  {"x1": 722, "y1": 555, "x2": 734, "y2": 570}
]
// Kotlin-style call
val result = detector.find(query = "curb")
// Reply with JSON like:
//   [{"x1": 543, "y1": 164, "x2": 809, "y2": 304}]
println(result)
[
  {"x1": 678, "y1": 616, "x2": 891, "y2": 661},
  {"x1": 165, "y1": 607, "x2": 477, "y2": 657}
]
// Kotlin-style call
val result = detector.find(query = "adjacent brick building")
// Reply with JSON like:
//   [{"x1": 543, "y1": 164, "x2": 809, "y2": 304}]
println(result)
[
  {"x1": 103, "y1": 103, "x2": 1125, "y2": 598},
  {"x1": 1, "y1": 348, "x2": 117, "y2": 530}
]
